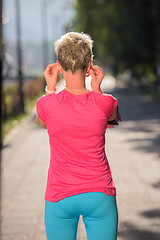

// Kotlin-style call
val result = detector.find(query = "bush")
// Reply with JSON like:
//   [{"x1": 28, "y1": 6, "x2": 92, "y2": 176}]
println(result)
[{"x1": 2, "y1": 77, "x2": 44, "y2": 120}]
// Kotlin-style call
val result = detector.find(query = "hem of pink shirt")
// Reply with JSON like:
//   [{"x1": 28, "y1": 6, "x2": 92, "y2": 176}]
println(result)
[{"x1": 44, "y1": 187, "x2": 116, "y2": 203}]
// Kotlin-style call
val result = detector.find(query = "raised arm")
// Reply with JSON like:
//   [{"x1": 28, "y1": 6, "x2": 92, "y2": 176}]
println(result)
[{"x1": 35, "y1": 63, "x2": 59, "y2": 129}]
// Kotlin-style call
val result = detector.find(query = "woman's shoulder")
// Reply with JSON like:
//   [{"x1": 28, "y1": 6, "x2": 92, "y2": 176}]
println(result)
[
  {"x1": 92, "y1": 91, "x2": 117, "y2": 101},
  {"x1": 37, "y1": 92, "x2": 58, "y2": 101},
  {"x1": 101, "y1": 92, "x2": 116, "y2": 98},
  {"x1": 36, "y1": 93, "x2": 58, "y2": 108}
]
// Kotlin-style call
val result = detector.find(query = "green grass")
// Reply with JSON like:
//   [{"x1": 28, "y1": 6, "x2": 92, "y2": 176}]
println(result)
[{"x1": 2, "y1": 90, "x2": 45, "y2": 141}]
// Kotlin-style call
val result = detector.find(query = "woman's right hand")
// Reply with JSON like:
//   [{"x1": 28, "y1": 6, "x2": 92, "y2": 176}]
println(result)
[
  {"x1": 43, "y1": 63, "x2": 60, "y2": 91},
  {"x1": 88, "y1": 65, "x2": 105, "y2": 92}
]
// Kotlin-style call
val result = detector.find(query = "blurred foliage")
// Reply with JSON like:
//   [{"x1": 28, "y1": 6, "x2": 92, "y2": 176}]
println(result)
[
  {"x1": 1, "y1": 77, "x2": 45, "y2": 140},
  {"x1": 74, "y1": 0, "x2": 160, "y2": 88},
  {"x1": 2, "y1": 75, "x2": 62, "y2": 140},
  {"x1": 2, "y1": 77, "x2": 44, "y2": 118}
]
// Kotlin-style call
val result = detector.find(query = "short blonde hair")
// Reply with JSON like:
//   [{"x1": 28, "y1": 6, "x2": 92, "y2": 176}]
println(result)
[{"x1": 54, "y1": 32, "x2": 93, "y2": 73}]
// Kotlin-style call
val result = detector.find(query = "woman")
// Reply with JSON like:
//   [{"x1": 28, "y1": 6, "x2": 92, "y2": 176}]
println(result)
[{"x1": 35, "y1": 32, "x2": 122, "y2": 240}]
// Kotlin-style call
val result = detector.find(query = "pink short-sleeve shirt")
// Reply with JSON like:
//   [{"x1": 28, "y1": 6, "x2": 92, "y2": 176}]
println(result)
[{"x1": 36, "y1": 89, "x2": 117, "y2": 202}]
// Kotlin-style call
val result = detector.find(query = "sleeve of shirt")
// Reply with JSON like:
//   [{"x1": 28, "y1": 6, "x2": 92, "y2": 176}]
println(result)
[
  {"x1": 36, "y1": 95, "x2": 46, "y2": 122},
  {"x1": 103, "y1": 94, "x2": 118, "y2": 119}
]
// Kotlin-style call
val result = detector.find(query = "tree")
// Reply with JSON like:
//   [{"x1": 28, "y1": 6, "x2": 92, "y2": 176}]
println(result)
[{"x1": 74, "y1": 0, "x2": 160, "y2": 86}]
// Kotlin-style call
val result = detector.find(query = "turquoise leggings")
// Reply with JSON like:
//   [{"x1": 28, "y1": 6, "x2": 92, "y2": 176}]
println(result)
[{"x1": 44, "y1": 192, "x2": 118, "y2": 240}]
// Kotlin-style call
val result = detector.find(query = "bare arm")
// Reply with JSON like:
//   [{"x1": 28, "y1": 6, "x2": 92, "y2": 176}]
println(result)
[
  {"x1": 91, "y1": 86, "x2": 117, "y2": 128},
  {"x1": 108, "y1": 106, "x2": 118, "y2": 121},
  {"x1": 35, "y1": 63, "x2": 59, "y2": 129},
  {"x1": 35, "y1": 114, "x2": 47, "y2": 129},
  {"x1": 35, "y1": 88, "x2": 54, "y2": 129},
  {"x1": 107, "y1": 106, "x2": 118, "y2": 128}
]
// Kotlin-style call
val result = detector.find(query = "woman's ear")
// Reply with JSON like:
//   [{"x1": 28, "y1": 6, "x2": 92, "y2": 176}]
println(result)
[
  {"x1": 88, "y1": 59, "x2": 92, "y2": 72},
  {"x1": 90, "y1": 59, "x2": 92, "y2": 67},
  {"x1": 86, "y1": 59, "x2": 92, "y2": 74},
  {"x1": 86, "y1": 62, "x2": 91, "y2": 77}
]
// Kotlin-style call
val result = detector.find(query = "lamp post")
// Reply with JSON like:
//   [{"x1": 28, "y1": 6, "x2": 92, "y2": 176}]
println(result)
[
  {"x1": 15, "y1": 0, "x2": 24, "y2": 113},
  {"x1": 41, "y1": 0, "x2": 49, "y2": 87},
  {"x1": 0, "y1": 0, "x2": 3, "y2": 147}
]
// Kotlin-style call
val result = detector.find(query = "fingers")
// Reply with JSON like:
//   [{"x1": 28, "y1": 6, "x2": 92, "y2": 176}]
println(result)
[
  {"x1": 90, "y1": 65, "x2": 105, "y2": 91},
  {"x1": 89, "y1": 66, "x2": 101, "y2": 79},
  {"x1": 45, "y1": 63, "x2": 58, "y2": 73},
  {"x1": 44, "y1": 63, "x2": 59, "y2": 77},
  {"x1": 91, "y1": 65, "x2": 105, "y2": 77},
  {"x1": 89, "y1": 68, "x2": 95, "y2": 77},
  {"x1": 86, "y1": 69, "x2": 94, "y2": 82},
  {"x1": 46, "y1": 63, "x2": 58, "y2": 69}
]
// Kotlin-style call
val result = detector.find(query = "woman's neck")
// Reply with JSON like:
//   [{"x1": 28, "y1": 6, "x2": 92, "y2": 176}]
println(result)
[{"x1": 62, "y1": 69, "x2": 87, "y2": 90}]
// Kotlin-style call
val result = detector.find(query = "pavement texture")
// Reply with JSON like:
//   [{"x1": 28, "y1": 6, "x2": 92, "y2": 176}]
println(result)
[{"x1": 1, "y1": 76, "x2": 160, "y2": 240}]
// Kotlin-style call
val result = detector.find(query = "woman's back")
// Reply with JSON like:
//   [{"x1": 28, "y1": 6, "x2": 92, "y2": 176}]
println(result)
[{"x1": 37, "y1": 89, "x2": 117, "y2": 202}]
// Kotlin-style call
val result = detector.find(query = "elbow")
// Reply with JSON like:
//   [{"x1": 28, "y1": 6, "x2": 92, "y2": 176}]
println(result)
[
  {"x1": 35, "y1": 115, "x2": 47, "y2": 129},
  {"x1": 35, "y1": 116, "x2": 39, "y2": 126},
  {"x1": 35, "y1": 116, "x2": 38, "y2": 125},
  {"x1": 107, "y1": 124, "x2": 116, "y2": 128},
  {"x1": 42, "y1": 124, "x2": 47, "y2": 129}
]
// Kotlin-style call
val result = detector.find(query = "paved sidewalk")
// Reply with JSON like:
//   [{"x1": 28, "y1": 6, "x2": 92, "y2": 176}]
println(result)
[{"x1": 1, "y1": 77, "x2": 160, "y2": 240}]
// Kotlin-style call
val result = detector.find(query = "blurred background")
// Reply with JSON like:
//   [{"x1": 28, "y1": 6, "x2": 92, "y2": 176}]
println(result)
[
  {"x1": 0, "y1": 1, "x2": 160, "y2": 240},
  {"x1": 1, "y1": 0, "x2": 75, "y2": 141},
  {"x1": 1, "y1": 0, "x2": 160, "y2": 141}
]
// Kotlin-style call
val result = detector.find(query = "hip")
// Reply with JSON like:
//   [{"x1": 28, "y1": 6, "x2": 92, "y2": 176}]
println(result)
[{"x1": 45, "y1": 191, "x2": 118, "y2": 218}]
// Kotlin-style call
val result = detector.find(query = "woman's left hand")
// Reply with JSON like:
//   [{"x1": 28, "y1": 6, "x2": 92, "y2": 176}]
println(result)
[
  {"x1": 43, "y1": 63, "x2": 60, "y2": 91},
  {"x1": 88, "y1": 65, "x2": 105, "y2": 92}
]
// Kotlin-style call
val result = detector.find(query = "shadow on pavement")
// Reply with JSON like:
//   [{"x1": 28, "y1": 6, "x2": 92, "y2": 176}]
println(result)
[
  {"x1": 118, "y1": 207, "x2": 160, "y2": 239},
  {"x1": 141, "y1": 208, "x2": 160, "y2": 218},
  {"x1": 105, "y1": 86, "x2": 160, "y2": 159},
  {"x1": 118, "y1": 221, "x2": 160, "y2": 240},
  {"x1": 118, "y1": 207, "x2": 160, "y2": 240},
  {"x1": 152, "y1": 181, "x2": 160, "y2": 189},
  {"x1": 106, "y1": 86, "x2": 160, "y2": 240},
  {"x1": 1, "y1": 143, "x2": 11, "y2": 150},
  {"x1": 104, "y1": 86, "x2": 160, "y2": 121}
]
